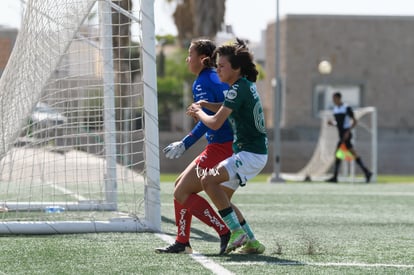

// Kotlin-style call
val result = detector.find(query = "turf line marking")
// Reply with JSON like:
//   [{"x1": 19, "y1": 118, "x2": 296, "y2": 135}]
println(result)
[
  {"x1": 223, "y1": 261, "x2": 414, "y2": 269},
  {"x1": 309, "y1": 262, "x2": 414, "y2": 268},
  {"x1": 155, "y1": 233, "x2": 235, "y2": 275},
  {"x1": 51, "y1": 183, "x2": 87, "y2": 201}
]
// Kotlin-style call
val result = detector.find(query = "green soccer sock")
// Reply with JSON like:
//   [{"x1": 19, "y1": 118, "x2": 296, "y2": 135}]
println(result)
[
  {"x1": 240, "y1": 219, "x2": 256, "y2": 241},
  {"x1": 219, "y1": 207, "x2": 241, "y2": 232}
]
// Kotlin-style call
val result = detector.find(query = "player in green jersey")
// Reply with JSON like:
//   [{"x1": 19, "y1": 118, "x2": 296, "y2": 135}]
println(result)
[{"x1": 187, "y1": 38, "x2": 267, "y2": 254}]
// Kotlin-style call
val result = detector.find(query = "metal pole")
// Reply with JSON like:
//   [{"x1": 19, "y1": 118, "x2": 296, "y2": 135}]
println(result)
[
  {"x1": 371, "y1": 107, "x2": 377, "y2": 182},
  {"x1": 269, "y1": 0, "x2": 284, "y2": 183},
  {"x1": 100, "y1": 0, "x2": 118, "y2": 207}
]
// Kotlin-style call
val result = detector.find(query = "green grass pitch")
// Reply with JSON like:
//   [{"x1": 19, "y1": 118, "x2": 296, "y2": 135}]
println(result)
[{"x1": 0, "y1": 175, "x2": 413, "y2": 274}]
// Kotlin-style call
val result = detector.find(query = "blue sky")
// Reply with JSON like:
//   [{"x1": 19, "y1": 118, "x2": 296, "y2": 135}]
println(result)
[
  {"x1": 156, "y1": 0, "x2": 414, "y2": 41},
  {"x1": 1, "y1": 0, "x2": 414, "y2": 42}
]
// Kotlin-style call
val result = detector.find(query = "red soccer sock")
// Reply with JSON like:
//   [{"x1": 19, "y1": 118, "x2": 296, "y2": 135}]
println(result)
[
  {"x1": 174, "y1": 199, "x2": 192, "y2": 244},
  {"x1": 184, "y1": 193, "x2": 229, "y2": 236}
]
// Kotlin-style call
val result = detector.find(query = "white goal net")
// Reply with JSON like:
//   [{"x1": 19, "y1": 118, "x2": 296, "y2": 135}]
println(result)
[
  {"x1": 282, "y1": 107, "x2": 377, "y2": 182},
  {"x1": 0, "y1": 0, "x2": 160, "y2": 234}
]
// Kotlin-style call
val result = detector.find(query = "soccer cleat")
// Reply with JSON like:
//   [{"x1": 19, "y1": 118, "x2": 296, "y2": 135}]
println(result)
[
  {"x1": 237, "y1": 239, "x2": 266, "y2": 254},
  {"x1": 365, "y1": 171, "x2": 372, "y2": 183},
  {"x1": 326, "y1": 176, "x2": 337, "y2": 183},
  {"x1": 225, "y1": 229, "x2": 247, "y2": 254},
  {"x1": 155, "y1": 241, "x2": 193, "y2": 254},
  {"x1": 219, "y1": 231, "x2": 231, "y2": 255}
]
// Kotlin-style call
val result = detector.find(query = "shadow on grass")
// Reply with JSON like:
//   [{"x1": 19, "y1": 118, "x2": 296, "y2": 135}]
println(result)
[
  {"x1": 162, "y1": 216, "x2": 304, "y2": 266},
  {"x1": 205, "y1": 253, "x2": 304, "y2": 266}
]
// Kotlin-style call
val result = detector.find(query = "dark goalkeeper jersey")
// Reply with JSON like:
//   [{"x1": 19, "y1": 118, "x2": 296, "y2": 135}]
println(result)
[{"x1": 333, "y1": 103, "x2": 354, "y2": 136}]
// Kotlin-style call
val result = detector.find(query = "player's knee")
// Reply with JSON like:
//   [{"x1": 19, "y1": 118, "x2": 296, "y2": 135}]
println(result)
[
  {"x1": 202, "y1": 176, "x2": 223, "y2": 196},
  {"x1": 200, "y1": 176, "x2": 214, "y2": 192},
  {"x1": 173, "y1": 182, "x2": 187, "y2": 203},
  {"x1": 173, "y1": 189, "x2": 180, "y2": 203}
]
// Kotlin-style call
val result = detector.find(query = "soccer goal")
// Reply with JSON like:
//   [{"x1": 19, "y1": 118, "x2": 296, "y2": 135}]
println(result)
[
  {"x1": 0, "y1": 0, "x2": 160, "y2": 234},
  {"x1": 282, "y1": 107, "x2": 377, "y2": 182}
]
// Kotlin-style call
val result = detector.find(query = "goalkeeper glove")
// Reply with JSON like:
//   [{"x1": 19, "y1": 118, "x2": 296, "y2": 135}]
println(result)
[{"x1": 163, "y1": 141, "x2": 186, "y2": 159}]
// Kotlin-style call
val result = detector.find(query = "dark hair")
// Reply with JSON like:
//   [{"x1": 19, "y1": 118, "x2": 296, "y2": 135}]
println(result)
[
  {"x1": 190, "y1": 38, "x2": 216, "y2": 67},
  {"x1": 213, "y1": 38, "x2": 258, "y2": 82},
  {"x1": 333, "y1": 92, "x2": 342, "y2": 98}
]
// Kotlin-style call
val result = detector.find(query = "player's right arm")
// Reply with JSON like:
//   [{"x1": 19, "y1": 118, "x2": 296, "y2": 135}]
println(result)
[
  {"x1": 163, "y1": 115, "x2": 209, "y2": 159},
  {"x1": 197, "y1": 100, "x2": 223, "y2": 113},
  {"x1": 188, "y1": 103, "x2": 232, "y2": 131},
  {"x1": 163, "y1": 78, "x2": 211, "y2": 159}
]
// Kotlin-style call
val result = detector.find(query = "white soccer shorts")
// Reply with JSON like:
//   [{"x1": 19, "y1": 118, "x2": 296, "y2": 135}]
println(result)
[{"x1": 219, "y1": 151, "x2": 268, "y2": 191}]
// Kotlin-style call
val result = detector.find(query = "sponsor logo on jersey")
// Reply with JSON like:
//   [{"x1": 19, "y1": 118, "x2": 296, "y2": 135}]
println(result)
[
  {"x1": 195, "y1": 92, "x2": 207, "y2": 99},
  {"x1": 226, "y1": 89, "x2": 237, "y2": 100}
]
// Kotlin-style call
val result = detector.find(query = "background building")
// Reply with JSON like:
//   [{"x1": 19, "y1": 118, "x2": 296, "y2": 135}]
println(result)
[
  {"x1": 262, "y1": 14, "x2": 414, "y2": 175},
  {"x1": 0, "y1": 26, "x2": 17, "y2": 77},
  {"x1": 2, "y1": 15, "x2": 412, "y2": 175}
]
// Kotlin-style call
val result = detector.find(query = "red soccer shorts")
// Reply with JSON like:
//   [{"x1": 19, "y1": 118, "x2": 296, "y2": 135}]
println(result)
[{"x1": 195, "y1": 141, "x2": 233, "y2": 169}]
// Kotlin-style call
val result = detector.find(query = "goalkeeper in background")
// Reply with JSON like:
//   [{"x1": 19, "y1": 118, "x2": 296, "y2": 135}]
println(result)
[
  {"x1": 326, "y1": 92, "x2": 372, "y2": 183},
  {"x1": 156, "y1": 38, "x2": 263, "y2": 255}
]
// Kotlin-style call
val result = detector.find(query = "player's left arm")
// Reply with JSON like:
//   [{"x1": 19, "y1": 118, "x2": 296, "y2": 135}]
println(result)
[
  {"x1": 340, "y1": 106, "x2": 356, "y2": 142},
  {"x1": 347, "y1": 106, "x2": 357, "y2": 129}
]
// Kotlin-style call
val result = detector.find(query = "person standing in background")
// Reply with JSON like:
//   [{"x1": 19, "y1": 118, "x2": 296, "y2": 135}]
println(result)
[{"x1": 326, "y1": 92, "x2": 372, "y2": 183}]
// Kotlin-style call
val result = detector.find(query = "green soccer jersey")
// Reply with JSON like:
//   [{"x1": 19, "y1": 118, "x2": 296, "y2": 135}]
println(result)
[{"x1": 223, "y1": 77, "x2": 268, "y2": 154}]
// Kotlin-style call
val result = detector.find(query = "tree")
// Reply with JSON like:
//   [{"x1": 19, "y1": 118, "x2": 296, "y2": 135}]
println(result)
[
  {"x1": 157, "y1": 1, "x2": 227, "y2": 129},
  {"x1": 112, "y1": 0, "x2": 133, "y2": 130},
  {"x1": 192, "y1": 0, "x2": 225, "y2": 40},
  {"x1": 157, "y1": 47, "x2": 194, "y2": 130},
  {"x1": 167, "y1": 0, "x2": 226, "y2": 47}
]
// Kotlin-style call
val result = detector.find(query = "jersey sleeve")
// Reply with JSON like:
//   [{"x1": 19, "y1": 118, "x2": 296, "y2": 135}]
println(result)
[
  {"x1": 182, "y1": 73, "x2": 211, "y2": 149},
  {"x1": 182, "y1": 121, "x2": 208, "y2": 149},
  {"x1": 223, "y1": 84, "x2": 243, "y2": 111}
]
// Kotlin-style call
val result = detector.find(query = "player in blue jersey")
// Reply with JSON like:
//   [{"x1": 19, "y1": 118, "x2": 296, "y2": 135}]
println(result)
[
  {"x1": 326, "y1": 92, "x2": 372, "y2": 183},
  {"x1": 187, "y1": 39, "x2": 267, "y2": 254},
  {"x1": 156, "y1": 39, "x2": 260, "y2": 255}
]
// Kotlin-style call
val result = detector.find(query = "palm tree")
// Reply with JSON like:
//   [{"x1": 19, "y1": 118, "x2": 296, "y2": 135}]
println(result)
[
  {"x1": 168, "y1": 0, "x2": 226, "y2": 47},
  {"x1": 111, "y1": 0, "x2": 133, "y2": 130},
  {"x1": 192, "y1": 0, "x2": 225, "y2": 40}
]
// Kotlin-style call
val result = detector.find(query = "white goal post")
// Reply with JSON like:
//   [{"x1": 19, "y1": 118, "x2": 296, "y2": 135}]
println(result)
[{"x1": 0, "y1": 0, "x2": 160, "y2": 234}]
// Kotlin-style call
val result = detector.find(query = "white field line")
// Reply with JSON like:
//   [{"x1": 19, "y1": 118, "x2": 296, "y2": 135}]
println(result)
[
  {"x1": 223, "y1": 261, "x2": 414, "y2": 269},
  {"x1": 310, "y1": 262, "x2": 414, "y2": 268},
  {"x1": 155, "y1": 233, "x2": 235, "y2": 275},
  {"x1": 238, "y1": 191, "x2": 414, "y2": 197},
  {"x1": 51, "y1": 183, "x2": 88, "y2": 201},
  {"x1": 291, "y1": 191, "x2": 414, "y2": 197}
]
